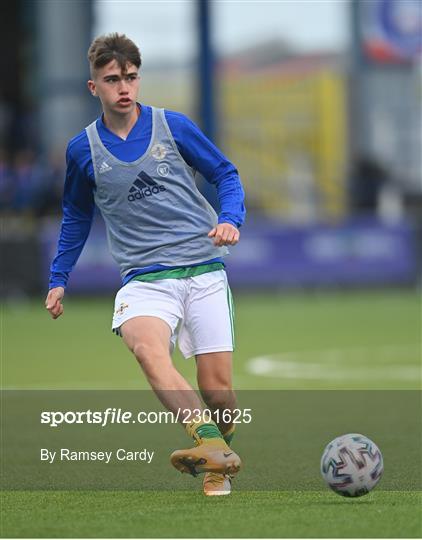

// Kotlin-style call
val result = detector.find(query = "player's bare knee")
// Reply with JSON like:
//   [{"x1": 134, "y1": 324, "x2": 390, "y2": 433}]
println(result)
[
  {"x1": 132, "y1": 341, "x2": 165, "y2": 367},
  {"x1": 198, "y1": 371, "x2": 233, "y2": 395}
]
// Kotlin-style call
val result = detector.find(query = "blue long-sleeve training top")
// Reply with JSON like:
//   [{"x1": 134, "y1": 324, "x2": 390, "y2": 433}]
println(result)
[{"x1": 49, "y1": 104, "x2": 246, "y2": 289}]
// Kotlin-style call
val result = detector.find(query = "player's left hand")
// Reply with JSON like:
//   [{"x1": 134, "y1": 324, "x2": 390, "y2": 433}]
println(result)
[{"x1": 208, "y1": 223, "x2": 240, "y2": 246}]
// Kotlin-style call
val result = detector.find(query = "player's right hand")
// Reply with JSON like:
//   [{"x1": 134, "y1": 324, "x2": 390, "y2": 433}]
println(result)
[{"x1": 45, "y1": 287, "x2": 65, "y2": 319}]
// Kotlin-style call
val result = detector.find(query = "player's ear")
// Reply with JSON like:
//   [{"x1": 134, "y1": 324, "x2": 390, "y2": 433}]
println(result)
[{"x1": 87, "y1": 80, "x2": 97, "y2": 97}]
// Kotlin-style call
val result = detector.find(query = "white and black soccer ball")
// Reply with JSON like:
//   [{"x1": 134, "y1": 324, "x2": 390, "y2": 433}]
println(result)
[{"x1": 320, "y1": 433, "x2": 384, "y2": 497}]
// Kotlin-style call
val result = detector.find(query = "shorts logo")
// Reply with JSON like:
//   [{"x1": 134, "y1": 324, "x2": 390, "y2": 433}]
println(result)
[
  {"x1": 157, "y1": 163, "x2": 170, "y2": 177},
  {"x1": 150, "y1": 143, "x2": 167, "y2": 161},
  {"x1": 128, "y1": 171, "x2": 166, "y2": 202},
  {"x1": 115, "y1": 302, "x2": 129, "y2": 315}
]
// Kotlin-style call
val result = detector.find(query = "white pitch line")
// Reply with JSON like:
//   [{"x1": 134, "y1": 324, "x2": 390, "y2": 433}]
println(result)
[{"x1": 246, "y1": 344, "x2": 421, "y2": 381}]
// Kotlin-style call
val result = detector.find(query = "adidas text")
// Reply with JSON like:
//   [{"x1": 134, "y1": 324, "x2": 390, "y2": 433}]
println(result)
[{"x1": 128, "y1": 185, "x2": 166, "y2": 201}]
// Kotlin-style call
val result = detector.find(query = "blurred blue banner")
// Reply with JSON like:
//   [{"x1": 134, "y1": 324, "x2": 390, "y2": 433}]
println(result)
[
  {"x1": 226, "y1": 218, "x2": 416, "y2": 287},
  {"x1": 41, "y1": 217, "x2": 417, "y2": 292}
]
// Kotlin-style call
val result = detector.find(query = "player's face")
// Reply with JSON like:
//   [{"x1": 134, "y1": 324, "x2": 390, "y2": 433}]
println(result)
[{"x1": 88, "y1": 60, "x2": 140, "y2": 115}]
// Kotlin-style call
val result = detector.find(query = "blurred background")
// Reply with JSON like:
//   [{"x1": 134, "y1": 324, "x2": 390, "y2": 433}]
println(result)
[
  {"x1": 0, "y1": 0, "x2": 422, "y2": 296},
  {"x1": 1, "y1": 0, "x2": 421, "y2": 390},
  {"x1": 1, "y1": 0, "x2": 421, "y2": 296}
]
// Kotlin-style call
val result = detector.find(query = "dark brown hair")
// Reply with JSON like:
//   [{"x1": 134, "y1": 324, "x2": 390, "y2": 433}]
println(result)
[{"x1": 88, "y1": 33, "x2": 141, "y2": 76}]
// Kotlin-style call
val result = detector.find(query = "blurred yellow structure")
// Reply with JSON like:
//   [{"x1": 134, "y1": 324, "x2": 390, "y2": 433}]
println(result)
[{"x1": 219, "y1": 54, "x2": 347, "y2": 221}]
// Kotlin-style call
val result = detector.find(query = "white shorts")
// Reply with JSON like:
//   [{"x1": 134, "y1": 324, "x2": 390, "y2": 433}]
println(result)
[{"x1": 112, "y1": 270, "x2": 235, "y2": 359}]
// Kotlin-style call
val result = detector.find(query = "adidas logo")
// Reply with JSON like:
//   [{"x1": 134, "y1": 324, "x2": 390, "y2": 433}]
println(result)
[
  {"x1": 98, "y1": 161, "x2": 112, "y2": 173},
  {"x1": 128, "y1": 171, "x2": 166, "y2": 202}
]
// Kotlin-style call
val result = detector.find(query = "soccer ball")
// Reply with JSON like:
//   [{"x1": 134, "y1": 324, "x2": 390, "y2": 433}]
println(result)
[{"x1": 320, "y1": 433, "x2": 384, "y2": 497}]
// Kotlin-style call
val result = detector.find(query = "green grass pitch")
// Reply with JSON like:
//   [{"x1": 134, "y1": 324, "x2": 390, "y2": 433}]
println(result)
[{"x1": 1, "y1": 290, "x2": 421, "y2": 538}]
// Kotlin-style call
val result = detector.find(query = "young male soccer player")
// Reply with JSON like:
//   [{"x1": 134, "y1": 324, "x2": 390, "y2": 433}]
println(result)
[{"x1": 45, "y1": 33, "x2": 245, "y2": 496}]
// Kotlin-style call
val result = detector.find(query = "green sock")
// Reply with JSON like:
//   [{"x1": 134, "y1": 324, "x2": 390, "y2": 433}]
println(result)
[
  {"x1": 195, "y1": 423, "x2": 223, "y2": 440},
  {"x1": 223, "y1": 425, "x2": 235, "y2": 446}
]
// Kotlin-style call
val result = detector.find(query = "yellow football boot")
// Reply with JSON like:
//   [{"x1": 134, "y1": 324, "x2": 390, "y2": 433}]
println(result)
[
  {"x1": 170, "y1": 439, "x2": 241, "y2": 477},
  {"x1": 203, "y1": 472, "x2": 232, "y2": 496}
]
